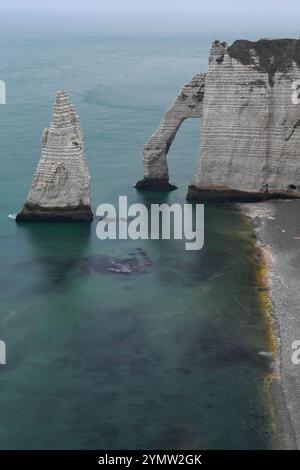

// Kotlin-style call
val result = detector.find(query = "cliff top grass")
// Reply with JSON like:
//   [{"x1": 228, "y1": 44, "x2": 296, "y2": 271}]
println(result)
[{"x1": 228, "y1": 38, "x2": 300, "y2": 85}]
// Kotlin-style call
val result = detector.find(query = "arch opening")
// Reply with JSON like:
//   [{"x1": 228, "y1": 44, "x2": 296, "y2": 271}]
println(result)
[{"x1": 135, "y1": 73, "x2": 205, "y2": 191}]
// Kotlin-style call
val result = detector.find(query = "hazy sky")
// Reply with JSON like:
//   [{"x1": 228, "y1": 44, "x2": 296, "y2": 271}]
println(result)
[{"x1": 1, "y1": 0, "x2": 300, "y2": 34}]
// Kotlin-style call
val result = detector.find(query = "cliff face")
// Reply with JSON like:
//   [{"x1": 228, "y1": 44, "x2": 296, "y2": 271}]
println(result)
[
  {"x1": 17, "y1": 91, "x2": 93, "y2": 222},
  {"x1": 188, "y1": 39, "x2": 300, "y2": 201},
  {"x1": 136, "y1": 73, "x2": 205, "y2": 191}
]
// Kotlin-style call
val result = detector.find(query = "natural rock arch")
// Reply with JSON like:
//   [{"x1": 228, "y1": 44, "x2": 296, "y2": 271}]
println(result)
[{"x1": 135, "y1": 73, "x2": 205, "y2": 191}]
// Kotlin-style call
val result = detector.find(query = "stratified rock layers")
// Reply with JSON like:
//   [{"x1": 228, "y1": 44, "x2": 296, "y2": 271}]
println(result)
[
  {"x1": 188, "y1": 39, "x2": 300, "y2": 201},
  {"x1": 17, "y1": 91, "x2": 93, "y2": 222},
  {"x1": 136, "y1": 74, "x2": 205, "y2": 191}
]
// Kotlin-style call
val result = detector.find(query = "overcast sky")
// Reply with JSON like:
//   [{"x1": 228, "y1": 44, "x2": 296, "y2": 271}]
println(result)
[{"x1": 1, "y1": 0, "x2": 299, "y2": 34}]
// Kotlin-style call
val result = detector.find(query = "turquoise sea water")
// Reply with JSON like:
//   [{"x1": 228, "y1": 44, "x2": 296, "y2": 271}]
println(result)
[{"x1": 0, "y1": 32, "x2": 277, "y2": 449}]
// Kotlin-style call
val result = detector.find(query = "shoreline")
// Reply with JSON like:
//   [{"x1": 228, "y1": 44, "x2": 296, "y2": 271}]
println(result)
[{"x1": 241, "y1": 201, "x2": 300, "y2": 449}]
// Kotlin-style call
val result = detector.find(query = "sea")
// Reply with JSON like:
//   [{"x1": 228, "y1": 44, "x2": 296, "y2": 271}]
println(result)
[{"x1": 0, "y1": 30, "x2": 292, "y2": 449}]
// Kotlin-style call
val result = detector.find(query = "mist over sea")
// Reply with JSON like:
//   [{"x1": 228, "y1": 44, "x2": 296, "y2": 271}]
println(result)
[{"x1": 0, "y1": 32, "x2": 279, "y2": 449}]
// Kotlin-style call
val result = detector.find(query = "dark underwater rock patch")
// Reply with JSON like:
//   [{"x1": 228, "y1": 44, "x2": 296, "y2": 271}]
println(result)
[{"x1": 80, "y1": 248, "x2": 153, "y2": 277}]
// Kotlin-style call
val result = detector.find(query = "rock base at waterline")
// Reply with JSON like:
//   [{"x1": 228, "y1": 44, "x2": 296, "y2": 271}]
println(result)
[
  {"x1": 16, "y1": 204, "x2": 93, "y2": 223},
  {"x1": 135, "y1": 178, "x2": 177, "y2": 191},
  {"x1": 186, "y1": 185, "x2": 300, "y2": 202}
]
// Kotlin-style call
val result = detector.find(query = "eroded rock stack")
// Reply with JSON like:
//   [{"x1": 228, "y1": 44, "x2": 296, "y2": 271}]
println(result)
[
  {"x1": 136, "y1": 73, "x2": 205, "y2": 191},
  {"x1": 17, "y1": 90, "x2": 93, "y2": 222},
  {"x1": 188, "y1": 39, "x2": 300, "y2": 201}
]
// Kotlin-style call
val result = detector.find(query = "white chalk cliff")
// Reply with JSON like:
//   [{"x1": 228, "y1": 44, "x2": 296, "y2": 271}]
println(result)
[
  {"x1": 137, "y1": 39, "x2": 300, "y2": 201},
  {"x1": 17, "y1": 90, "x2": 93, "y2": 222}
]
